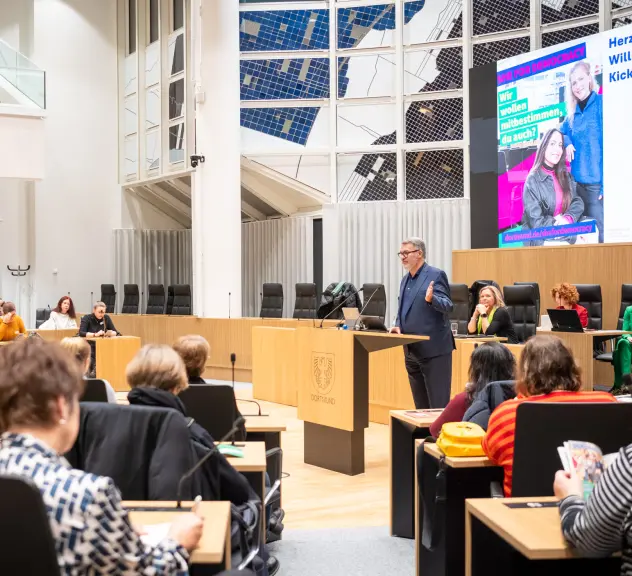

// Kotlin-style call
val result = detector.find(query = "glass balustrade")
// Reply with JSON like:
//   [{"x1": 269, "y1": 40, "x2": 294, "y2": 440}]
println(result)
[{"x1": 0, "y1": 39, "x2": 46, "y2": 109}]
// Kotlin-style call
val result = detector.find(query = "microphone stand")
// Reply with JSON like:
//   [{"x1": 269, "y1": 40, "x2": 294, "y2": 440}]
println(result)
[
  {"x1": 319, "y1": 287, "x2": 364, "y2": 329},
  {"x1": 175, "y1": 416, "x2": 245, "y2": 508},
  {"x1": 352, "y1": 287, "x2": 380, "y2": 331},
  {"x1": 228, "y1": 292, "x2": 231, "y2": 319},
  {"x1": 230, "y1": 353, "x2": 245, "y2": 447}
]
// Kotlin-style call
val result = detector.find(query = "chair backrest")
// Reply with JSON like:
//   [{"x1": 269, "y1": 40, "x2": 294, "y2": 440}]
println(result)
[
  {"x1": 617, "y1": 284, "x2": 632, "y2": 330},
  {"x1": 293, "y1": 283, "x2": 317, "y2": 319},
  {"x1": 100, "y1": 284, "x2": 116, "y2": 313},
  {"x1": 121, "y1": 284, "x2": 139, "y2": 314},
  {"x1": 146, "y1": 284, "x2": 166, "y2": 314},
  {"x1": 260, "y1": 283, "x2": 284, "y2": 318},
  {"x1": 35, "y1": 308, "x2": 51, "y2": 328},
  {"x1": 0, "y1": 475, "x2": 60, "y2": 575},
  {"x1": 66, "y1": 402, "x2": 198, "y2": 500},
  {"x1": 179, "y1": 384, "x2": 242, "y2": 439},
  {"x1": 514, "y1": 282, "x2": 540, "y2": 324},
  {"x1": 448, "y1": 283, "x2": 470, "y2": 335},
  {"x1": 513, "y1": 402, "x2": 632, "y2": 497},
  {"x1": 171, "y1": 284, "x2": 191, "y2": 315},
  {"x1": 575, "y1": 284, "x2": 602, "y2": 330},
  {"x1": 361, "y1": 283, "x2": 387, "y2": 322},
  {"x1": 503, "y1": 284, "x2": 537, "y2": 343},
  {"x1": 469, "y1": 280, "x2": 501, "y2": 317},
  {"x1": 166, "y1": 285, "x2": 175, "y2": 315},
  {"x1": 81, "y1": 379, "x2": 109, "y2": 403}
]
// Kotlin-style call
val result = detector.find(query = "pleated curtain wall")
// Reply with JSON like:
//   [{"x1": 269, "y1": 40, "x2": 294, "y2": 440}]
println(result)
[
  {"x1": 113, "y1": 230, "x2": 193, "y2": 313},
  {"x1": 322, "y1": 199, "x2": 471, "y2": 325},
  {"x1": 241, "y1": 217, "x2": 314, "y2": 318}
]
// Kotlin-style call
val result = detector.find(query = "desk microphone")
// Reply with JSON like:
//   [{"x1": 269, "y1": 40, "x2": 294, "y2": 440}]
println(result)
[
  {"x1": 228, "y1": 292, "x2": 231, "y2": 319},
  {"x1": 259, "y1": 292, "x2": 263, "y2": 320},
  {"x1": 176, "y1": 416, "x2": 245, "y2": 508},
  {"x1": 319, "y1": 287, "x2": 364, "y2": 328},
  {"x1": 90, "y1": 291, "x2": 93, "y2": 306},
  {"x1": 353, "y1": 287, "x2": 381, "y2": 330},
  {"x1": 238, "y1": 398, "x2": 268, "y2": 417},
  {"x1": 229, "y1": 353, "x2": 245, "y2": 446}
]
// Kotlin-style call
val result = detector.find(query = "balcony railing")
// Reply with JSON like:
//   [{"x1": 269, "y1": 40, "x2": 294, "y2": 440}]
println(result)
[{"x1": 0, "y1": 38, "x2": 46, "y2": 109}]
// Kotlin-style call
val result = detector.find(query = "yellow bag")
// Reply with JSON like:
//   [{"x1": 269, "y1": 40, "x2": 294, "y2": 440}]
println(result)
[{"x1": 436, "y1": 422, "x2": 485, "y2": 457}]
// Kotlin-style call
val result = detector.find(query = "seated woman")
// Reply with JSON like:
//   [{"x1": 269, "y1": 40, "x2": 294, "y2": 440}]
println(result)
[
  {"x1": 551, "y1": 283, "x2": 588, "y2": 328},
  {"x1": 39, "y1": 296, "x2": 78, "y2": 330},
  {"x1": 610, "y1": 305, "x2": 632, "y2": 394},
  {"x1": 126, "y1": 344, "x2": 255, "y2": 505},
  {"x1": 173, "y1": 334, "x2": 246, "y2": 439},
  {"x1": 0, "y1": 302, "x2": 26, "y2": 342},
  {"x1": 554, "y1": 442, "x2": 632, "y2": 565},
  {"x1": 59, "y1": 337, "x2": 117, "y2": 403},
  {"x1": 0, "y1": 338, "x2": 202, "y2": 573},
  {"x1": 521, "y1": 128, "x2": 585, "y2": 247},
  {"x1": 467, "y1": 285, "x2": 518, "y2": 344},
  {"x1": 429, "y1": 342, "x2": 516, "y2": 437},
  {"x1": 483, "y1": 335, "x2": 616, "y2": 497}
]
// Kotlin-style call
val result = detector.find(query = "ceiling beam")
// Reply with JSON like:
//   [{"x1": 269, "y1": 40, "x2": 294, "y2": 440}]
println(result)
[
  {"x1": 134, "y1": 188, "x2": 191, "y2": 228},
  {"x1": 241, "y1": 200, "x2": 266, "y2": 221},
  {"x1": 241, "y1": 170, "x2": 296, "y2": 216}
]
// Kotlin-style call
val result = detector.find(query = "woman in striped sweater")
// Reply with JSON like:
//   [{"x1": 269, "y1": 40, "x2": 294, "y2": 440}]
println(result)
[
  {"x1": 482, "y1": 335, "x2": 615, "y2": 496},
  {"x1": 555, "y1": 446, "x2": 632, "y2": 571}
]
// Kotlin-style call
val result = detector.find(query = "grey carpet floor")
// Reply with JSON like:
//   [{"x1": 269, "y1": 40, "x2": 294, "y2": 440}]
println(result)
[{"x1": 268, "y1": 526, "x2": 414, "y2": 576}]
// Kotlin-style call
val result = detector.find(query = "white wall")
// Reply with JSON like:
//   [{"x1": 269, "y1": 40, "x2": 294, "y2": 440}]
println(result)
[
  {"x1": 28, "y1": 0, "x2": 120, "y2": 316},
  {"x1": 0, "y1": 112, "x2": 45, "y2": 179},
  {"x1": 0, "y1": 0, "x2": 34, "y2": 55}
]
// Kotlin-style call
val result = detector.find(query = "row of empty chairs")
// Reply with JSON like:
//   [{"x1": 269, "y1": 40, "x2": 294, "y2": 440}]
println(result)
[
  {"x1": 263, "y1": 282, "x2": 387, "y2": 321},
  {"x1": 102, "y1": 284, "x2": 192, "y2": 315},
  {"x1": 449, "y1": 281, "x2": 632, "y2": 344}
]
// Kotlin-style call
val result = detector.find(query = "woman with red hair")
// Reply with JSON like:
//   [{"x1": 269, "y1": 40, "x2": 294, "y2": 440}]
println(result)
[
  {"x1": 551, "y1": 283, "x2": 588, "y2": 328},
  {"x1": 40, "y1": 296, "x2": 78, "y2": 330}
]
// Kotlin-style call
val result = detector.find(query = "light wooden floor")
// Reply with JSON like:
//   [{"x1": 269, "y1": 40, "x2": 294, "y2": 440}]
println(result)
[{"x1": 235, "y1": 388, "x2": 391, "y2": 531}]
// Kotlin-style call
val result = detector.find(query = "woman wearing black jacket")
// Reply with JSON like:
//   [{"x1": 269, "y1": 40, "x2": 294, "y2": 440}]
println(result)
[
  {"x1": 125, "y1": 345, "x2": 255, "y2": 504},
  {"x1": 467, "y1": 285, "x2": 518, "y2": 344},
  {"x1": 521, "y1": 128, "x2": 585, "y2": 247}
]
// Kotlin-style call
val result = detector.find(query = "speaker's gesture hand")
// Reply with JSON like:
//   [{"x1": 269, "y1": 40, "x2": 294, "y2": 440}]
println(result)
[{"x1": 425, "y1": 281, "x2": 434, "y2": 303}]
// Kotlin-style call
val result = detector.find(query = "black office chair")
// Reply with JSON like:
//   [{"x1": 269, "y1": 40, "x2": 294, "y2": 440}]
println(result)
[
  {"x1": 35, "y1": 307, "x2": 51, "y2": 328},
  {"x1": 514, "y1": 282, "x2": 540, "y2": 325},
  {"x1": 511, "y1": 402, "x2": 632, "y2": 497},
  {"x1": 166, "y1": 285, "x2": 175, "y2": 315},
  {"x1": 171, "y1": 284, "x2": 192, "y2": 315},
  {"x1": 293, "y1": 283, "x2": 317, "y2": 319},
  {"x1": 503, "y1": 284, "x2": 537, "y2": 343},
  {"x1": 0, "y1": 475, "x2": 60, "y2": 575},
  {"x1": 100, "y1": 284, "x2": 116, "y2": 313},
  {"x1": 469, "y1": 280, "x2": 501, "y2": 318},
  {"x1": 448, "y1": 283, "x2": 470, "y2": 335},
  {"x1": 146, "y1": 284, "x2": 166, "y2": 314},
  {"x1": 81, "y1": 379, "x2": 110, "y2": 403},
  {"x1": 121, "y1": 284, "x2": 140, "y2": 314},
  {"x1": 260, "y1": 283, "x2": 283, "y2": 318},
  {"x1": 575, "y1": 284, "x2": 603, "y2": 330},
  {"x1": 596, "y1": 284, "x2": 632, "y2": 365},
  {"x1": 179, "y1": 384, "x2": 247, "y2": 441},
  {"x1": 361, "y1": 283, "x2": 387, "y2": 322}
]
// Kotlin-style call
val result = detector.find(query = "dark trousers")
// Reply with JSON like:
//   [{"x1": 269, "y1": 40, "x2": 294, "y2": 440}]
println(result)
[
  {"x1": 577, "y1": 182, "x2": 604, "y2": 243},
  {"x1": 404, "y1": 350, "x2": 452, "y2": 409}
]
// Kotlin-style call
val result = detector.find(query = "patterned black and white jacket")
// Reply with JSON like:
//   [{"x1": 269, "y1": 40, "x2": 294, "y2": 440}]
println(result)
[{"x1": 0, "y1": 432, "x2": 190, "y2": 575}]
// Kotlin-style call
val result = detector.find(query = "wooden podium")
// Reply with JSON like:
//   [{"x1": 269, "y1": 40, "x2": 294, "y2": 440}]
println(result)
[
  {"x1": 296, "y1": 327, "x2": 427, "y2": 475},
  {"x1": 93, "y1": 336, "x2": 141, "y2": 391}
]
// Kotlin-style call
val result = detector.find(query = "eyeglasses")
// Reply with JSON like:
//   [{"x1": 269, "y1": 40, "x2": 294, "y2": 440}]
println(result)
[{"x1": 397, "y1": 250, "x2": 420, "y2": 259}]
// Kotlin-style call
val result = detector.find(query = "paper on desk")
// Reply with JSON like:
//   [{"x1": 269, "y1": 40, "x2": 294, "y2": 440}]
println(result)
[{"x1": 140, "y1": 522, "x2": 171, "y2": 547}]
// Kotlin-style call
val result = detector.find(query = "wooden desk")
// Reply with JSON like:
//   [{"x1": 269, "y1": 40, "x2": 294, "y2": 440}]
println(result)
[
  {"x1": 92, "y1": 336, "x2": 141, "y2": 391},
  {"x1": 34, "y1": 328, "x2": 78, "y2": 342},
  {"x1": 390, "y1": 410, "x2": 440, "y2": 539},
  {"x1": 125, "y1": 501, "x2": 231, "y2": 570},
  {"x1": 415, "y1": 440, "x2": 502, "y2": 576},
  {"x1": 465, "y1": 497, "x2": 621, "y2": 575}
]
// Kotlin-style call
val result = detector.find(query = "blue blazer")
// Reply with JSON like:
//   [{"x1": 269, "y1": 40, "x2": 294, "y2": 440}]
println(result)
[{"x1": 396, "y1": 263, "x2": 454, "y2": 359}]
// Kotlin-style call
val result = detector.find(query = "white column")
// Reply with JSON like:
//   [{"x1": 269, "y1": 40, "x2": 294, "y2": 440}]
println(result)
[{"x1": 192, "y1": 0, "x2": 241, "y2": 318}]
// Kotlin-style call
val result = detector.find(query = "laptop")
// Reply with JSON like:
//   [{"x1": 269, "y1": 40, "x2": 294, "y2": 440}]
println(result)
[
  {"x1": 342, "y1": 307, "x2": 360, "y2": 321},
  {"x1": 547, "y1": 308, "x2": 584, "y2": 333},
  {"x1": 358, "y1": 315, "x2": 388, "y2": 332}
]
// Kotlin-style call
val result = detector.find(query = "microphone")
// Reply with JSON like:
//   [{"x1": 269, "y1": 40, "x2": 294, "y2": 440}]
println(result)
[
  {"x1": 90, "y1": 291, "x2": 93, "y2": 307},
  {"x1": 229, "y1": 353, "x2": 244, "y2": 446},
  {"x1": 176, "y1": 416, "x2": 245, "y2": 508},
  {"x1": 259, "y1": 292, "x2": 263, "y2": 320},
  {"x1": 238, "y1": 398, "x2": 268, "y2": 417},
  {"x1": 319, "y1": 287, "x2": 364, "y2": 328},
  {"x1": 353, "y1": 287, "x2": 381, "y2": 330},
  {"x1": 141, "y1": 291, "x2": 144, "y2": 314},
  {"x1": 228, "y1": 292, "x2": 231, "y2": 319}
]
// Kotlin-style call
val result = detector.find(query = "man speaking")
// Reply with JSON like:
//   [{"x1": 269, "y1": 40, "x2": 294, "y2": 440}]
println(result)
[{"x1": 390, "y1": 238, "x2": 454, "y2": 409}]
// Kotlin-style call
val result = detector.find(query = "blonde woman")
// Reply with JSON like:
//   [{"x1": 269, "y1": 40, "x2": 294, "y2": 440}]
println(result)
[
  {"x1": 467, "y1": 285, "x2": 518, "y2": 344},
  {"x1": 559, "y1": 60, "x2": 603, "y2": 243}
]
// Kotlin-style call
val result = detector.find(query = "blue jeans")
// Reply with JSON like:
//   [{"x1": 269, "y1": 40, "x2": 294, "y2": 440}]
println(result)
[{"x1": 576, "y1": 182, "x2": 604, "y2": 243}]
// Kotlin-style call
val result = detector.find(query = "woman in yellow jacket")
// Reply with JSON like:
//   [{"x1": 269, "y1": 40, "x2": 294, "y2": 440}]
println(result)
[{"x1": 0, "y1": 302, "x2": 26, "y2": 341}]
